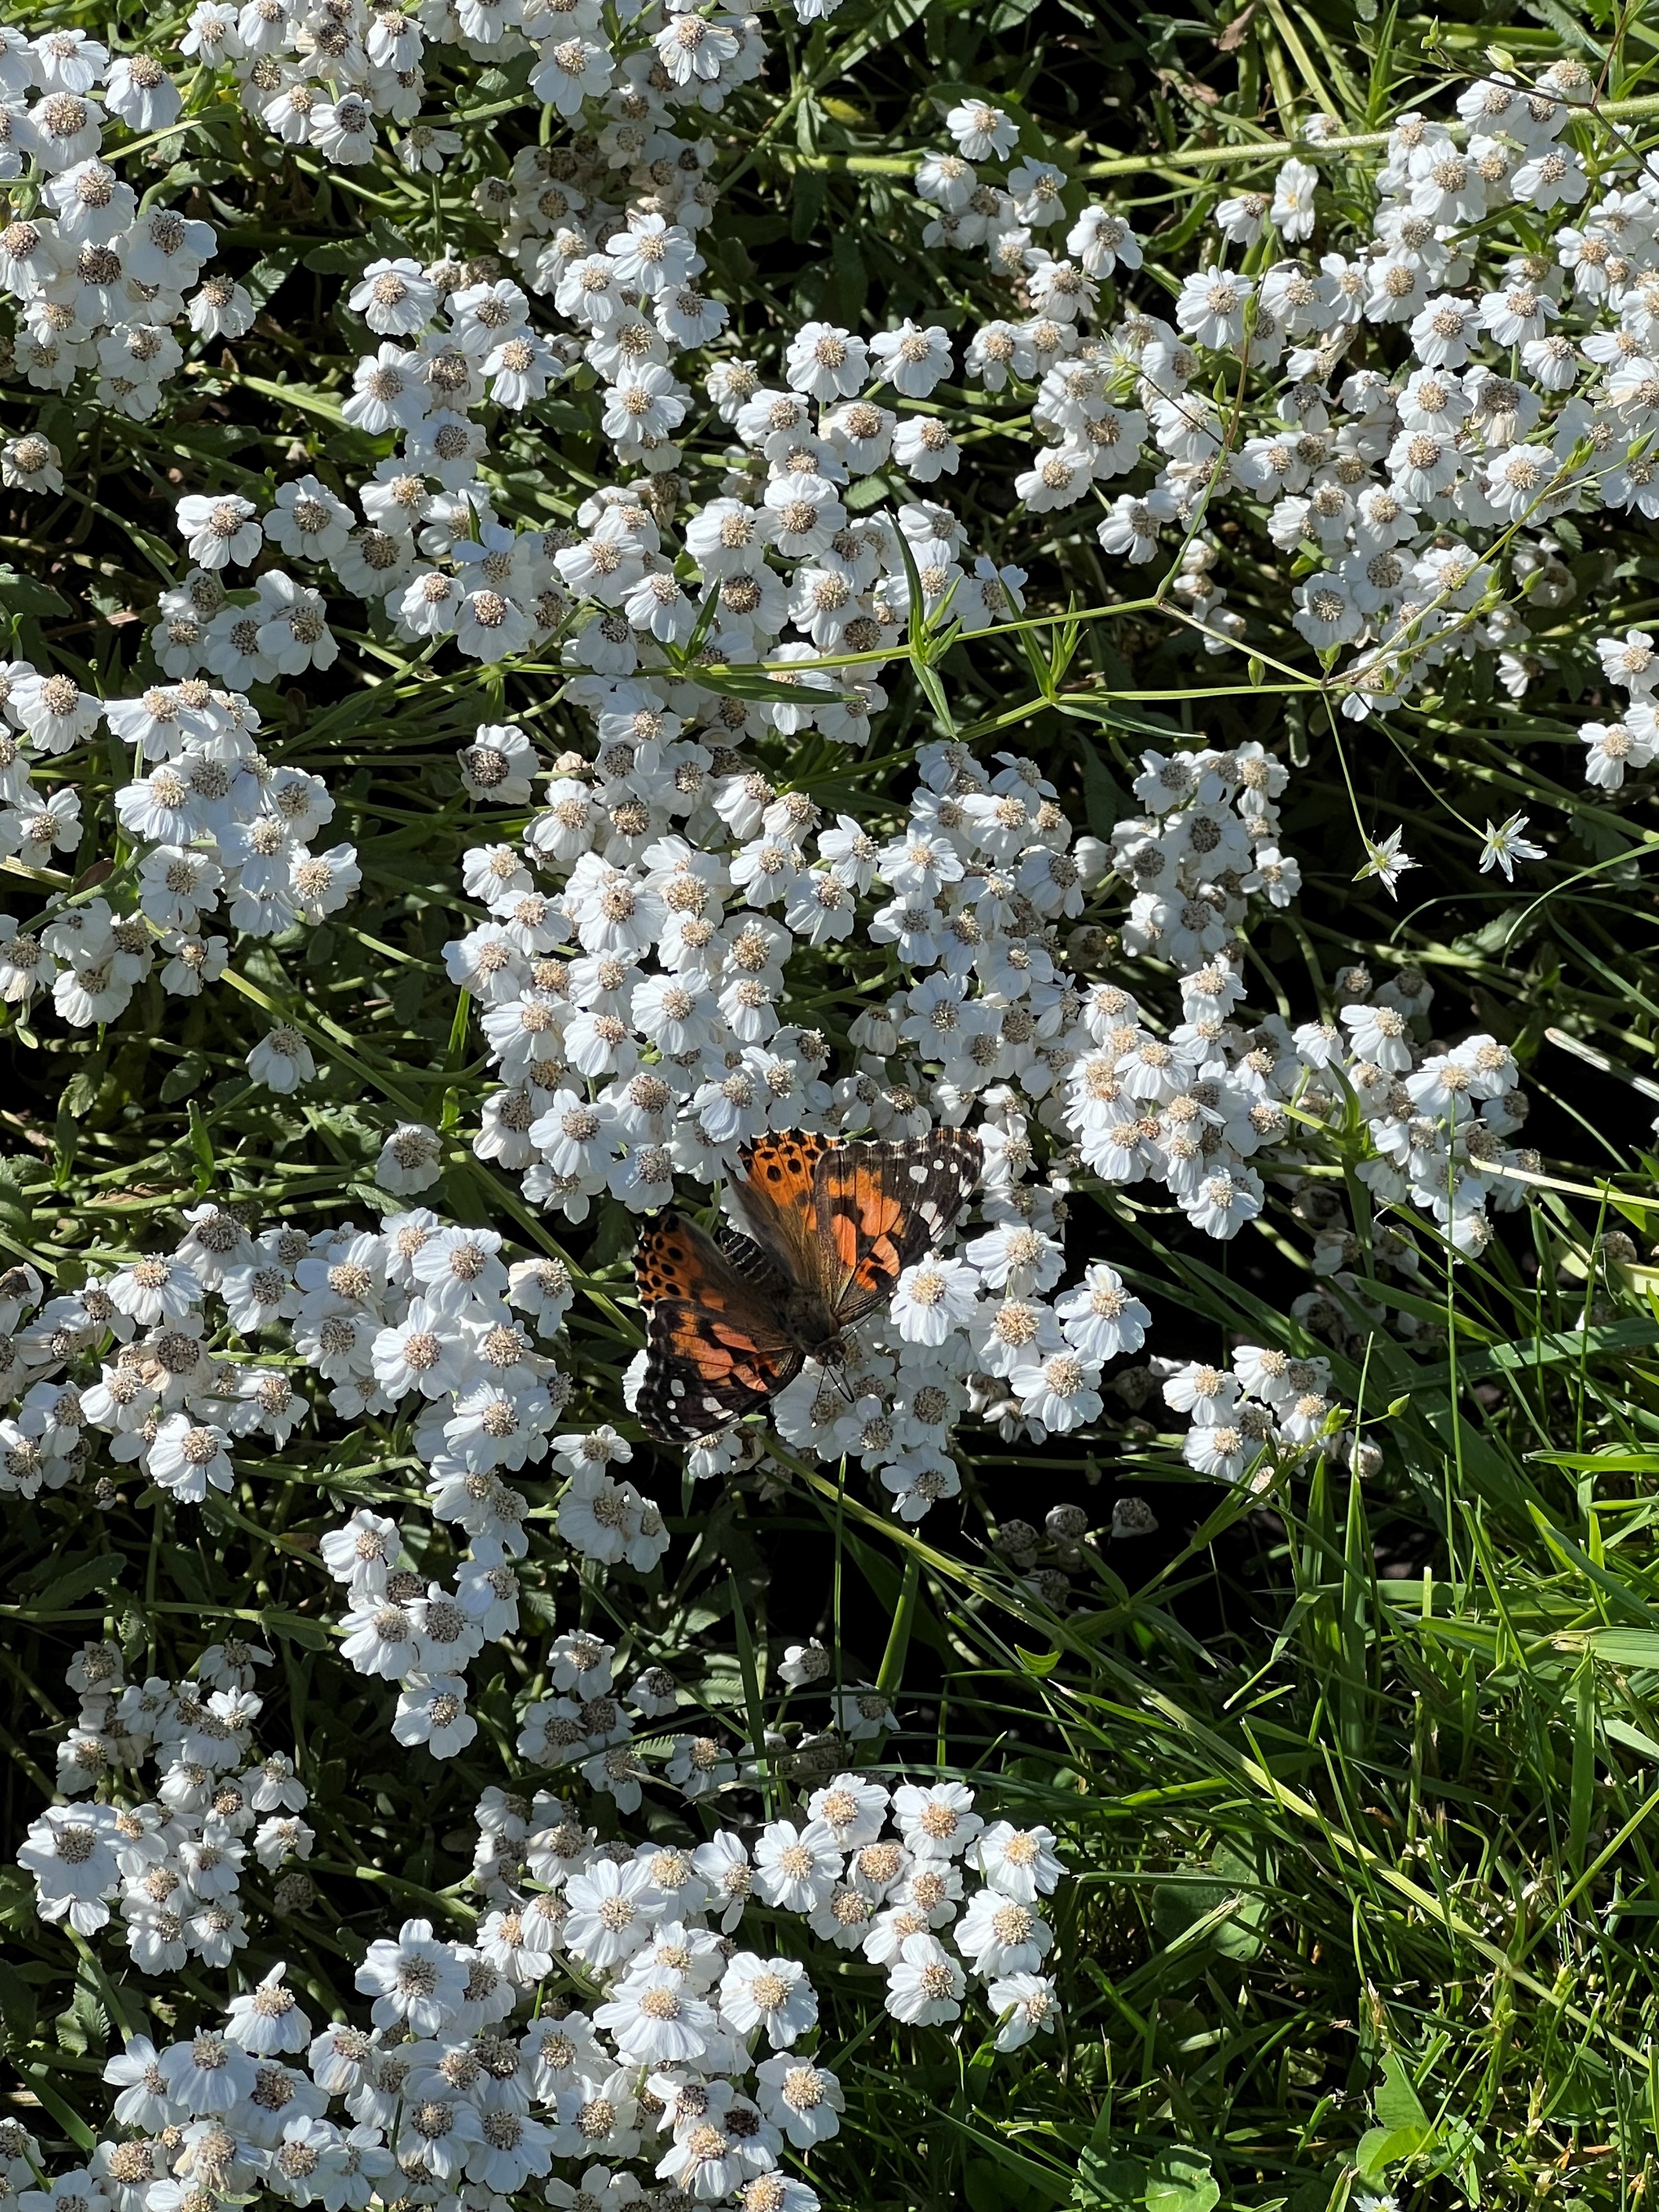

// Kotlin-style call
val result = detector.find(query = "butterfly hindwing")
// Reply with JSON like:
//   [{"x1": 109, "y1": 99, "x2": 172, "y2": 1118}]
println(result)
[
  {"x1": 814, "y1": 1129, "x2": 984, "y2": 1326},
  {"x1": 634, "y1": 1210, "x2": 803, "y2": 1442}
]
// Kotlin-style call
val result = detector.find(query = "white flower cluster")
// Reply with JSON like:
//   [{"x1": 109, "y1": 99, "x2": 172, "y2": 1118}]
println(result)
[
  {"x1": 923, "y1": 67, "x2": 1659, "y2": 772},
  {"x1": 318, "y1": 1410, "x2": 672, "y2": 1775},
  {"x1": 0, "y1": 1224, "x2": 314, "y2": 1504},
  {"x1": 1579, "y1": 628, "x2": 1659, "y2": 787},
  {"x1": 1043, "y1": 747, "x2": 1307, "y2": 1231},
  {"x1": 1156, "y1": 1345, "x2": 1351, "y2": 1483},
  {"x1": 134, "y1": 0, "x2": 911, "y2": 696},
  {"x1": 1324, "y1": 973, "x2": 1531, "y2": 1256},
  {"x1": 19, "y1": 1638, "x2": 312, "y2": 1973},
  {"x1": 195, "y1": 155, "x2": 1027, "y2": 686},
  {"x1": 443, "y1": 733, "x2": 1171, "y2": 1493},
  {"x1": 1069, "y1": 950, "x2": 1533, "y2": 1398},
  {"x1": 0, "y1": 26, "x2": 240, "y2": 464},
  {"x1": 13, "y1": 1763, "x2": 1063, "y2": 2212},
  {"x1": 1060, "y1": 930, "x2": 1532, "y2": 1266},
  {"x1": 182, "y1": 0, "x2": 819, "y2": 188},
  {"x1": 0, "y1": 668, "x2": 359, "y2": 1032}
]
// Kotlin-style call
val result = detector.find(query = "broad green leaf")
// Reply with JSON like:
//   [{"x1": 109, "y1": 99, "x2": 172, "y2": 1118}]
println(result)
[
  {"x1": 1071, "y1": 2148, "x2": 1143, "y2": 2209},
  {"x1": 1374, "y1": 2050, "x2": 1429, "y2": 2131},
  {"x1": 1146, "y1": 2147, "x2": 1221, "y2": 2212}
]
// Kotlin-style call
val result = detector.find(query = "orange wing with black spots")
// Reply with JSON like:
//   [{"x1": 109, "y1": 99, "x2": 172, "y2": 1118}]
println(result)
[
  {"x1": 732, "y1": 1128, "x2": 834, "y2": 1288},
  {"x1": 634, "y1": 1209, "x2": 803, "y2": 1442},
  {"x1": 811, "y1": 1130, "x2": 984, "y2": 1324}
]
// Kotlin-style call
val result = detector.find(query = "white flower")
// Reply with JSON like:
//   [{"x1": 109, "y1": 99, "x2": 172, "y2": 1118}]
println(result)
[
  {"x1": 594, "y1": 1973, "x2": 716, "y2": 2064},
  {"x1": 375, "y1": 1122, "x2": 443, "y2": 1193},
  {"x1": 753, "y1": 1818, "x2": 842, "y2": 1912},
  {"x1": 247, "y1": 1026, "x2": 316, "y2": 1095},
  {"x1": 1478, "y1": 812, "x2": 1547, "y2": 880},
  {"x1": 955, "y1": 1888, "x2": 1053, "y2": 1975},
  {"x1": 1055, "y1": 1265, "x2": 1149, "y2": 1360},
  {"x1": 157, "y1": 2029, "x2": 257, "y2": 2112},
  {"x1": 881, "y1": 1448, "x2": 961, "y2": 1521},
  {"x1": 1271, "y1": 155, "x2": 1319, "y2": 240},
  {"x1": 986, "y1": 1971, "x2": 1059, "y2": 2050},
  {"x1": 946, "y1": 99, "x2": 1018, "y2": 161},
  {"x1": 1183, "y1": 1420, "x2": 1255, "y2": 1481},
  {"x1": 785, "y1": 320, "x2": 869, "y2": 400},
  {"x1": 1009, "y1": 1350, "x2": 1102, "y2": 1432},
  {"x1": 393, "y1": 1675, "x2": 478, "y2": 1758},
  {"x1": 870, "y1": 318, "x2": 954, "y2": 398},
  {"x1": 892, "y1": 1780, "x2": 983, "y2": 1861},
  {"x1": 19, "y1": 1804, "x2": 120, "y2": 1931},
  {"x1": 1182, "y1": 1167, "x2": 1264, "y2": 1241},
  {"x1": 10, "y1": 672, "x2": 97, "y2": 755},
  {"x1": 717, "y1": 1951, "x2": 819, "y2": 2047},
  {"x1": 265, "y1": 474, "x2": 355, "y2": 561},
  {"x1": 966, "y1": 1820, "x2": 1065, "y2": 1901},
  {"x1": 1579, "y1": 718, "x2": 1654, "y2": 789},
  {"x1": 311, "y1": 94, "x2": 377, "y2": 163},
  {"x1": 224, "y1": 1963, "x2": 311, "y2": 2054},
  {"x1": 889, "y1": 1255, "x2": 980, "y2": 1344},
  {"x1": 752, "y1": 2052, "x2": 844, "y2": 2148},
  {"x1": 884, "y1": 1931, "x2": 966, "y2": 2024},
  {"x1": 1176, "y1": 267, "x2": 1254, "y2": 348},
  {"x1": 563, "y1": 1856, "x2": 663, "y2": 1968},
  {"x1": 806, "y1": 1771, "x2": 889, "y2": 1848},
  {"x1": 149, "y1": 1413, "x2": 234, "y2": 1502},
  {"x1": 354, "y1": 1916, "x2": 466, "y2": 2031},
  {"x1": 1292, "y1": 573, "x2": 1362, "y2": 649},
  {"x1": 1355, "y1": 827, "x2": 1419, "y2": 898},
  {"x1": 1007, "y1": 157, "x2": 1066, "y2": 225},
  {"x1": 176, "y1": 493, "x2": 262, "y2": 569},
  {"x1": 1340, "y1": 998, "x2": 1414, "y2": 1070}
]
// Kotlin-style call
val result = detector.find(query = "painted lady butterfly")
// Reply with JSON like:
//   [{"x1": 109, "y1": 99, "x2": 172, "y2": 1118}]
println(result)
[{"x1": 633, "y1": 1127, "x2": 983, "y2": 1444}]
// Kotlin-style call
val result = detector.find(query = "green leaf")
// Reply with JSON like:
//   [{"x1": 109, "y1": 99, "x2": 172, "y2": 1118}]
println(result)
[
  {"x1": 1077, "y1": 735, "x2": 1130, "y2": 841},
  {"x1": 24, "y1": 2064, "x2": 97, "y2": 2151},
  {"x1": 302, "y1": 215, "x2": 412, "y2": 275},
  {"x1": 188, "y1": 1099, "x2": 216, "y2": 1192},
  {"x1": 1356, "y1": 2052, "x2": 1434, "y2": 2179},
  {"x1": 261, "y1": 1611, "x2": 331, "y2": 1650},
  {"x1": 242, "y1": 255, "x2": 294, "y2": 308},
  {"x1": 59, "y1": 1071, "x2": 98, "y2": 1122},
  {"x1": 159, "y1": 1053, "x2": 209, "y2": 1103},
  {"x1": 1073, "y1": 2148, "x2": 1142, "y2": 2209},
  {"x1": 1146, "y1": 2149, "x2": 1220, "y2": 2212},
  {"x1": 0, "y1": 1958, "x2": 37, "y2": 2047},
  {"x1": 1587, "y1": 1629, "x2": 1659, "y2": 1669},
  {"x1": 31, "y1": 1553, "x2": 125, "y2": 1610},
  {"x1": 1356, "y1": 2123, "x2": 1432, "y2": 2182},
  {"x1": 0, "y1": 567, "x2": 73, "y2": 618}
]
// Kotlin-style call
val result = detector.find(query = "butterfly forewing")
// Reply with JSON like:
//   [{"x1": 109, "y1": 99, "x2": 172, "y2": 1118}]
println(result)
[
  {"x1": 815, "y1": 1130, "x2": 983, "y2": 1326},
  {"x1": 634, "y1": 1209, "x2": 804, "y2": 1442},
  {"x1": 730, "y1": 1130, "x2": 835, "y2": 1285}
]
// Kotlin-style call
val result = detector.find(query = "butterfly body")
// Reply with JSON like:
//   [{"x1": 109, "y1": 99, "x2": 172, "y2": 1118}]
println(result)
[{"x1": 633, "y1": 1127, "x2": 982, "y2": 1444}]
